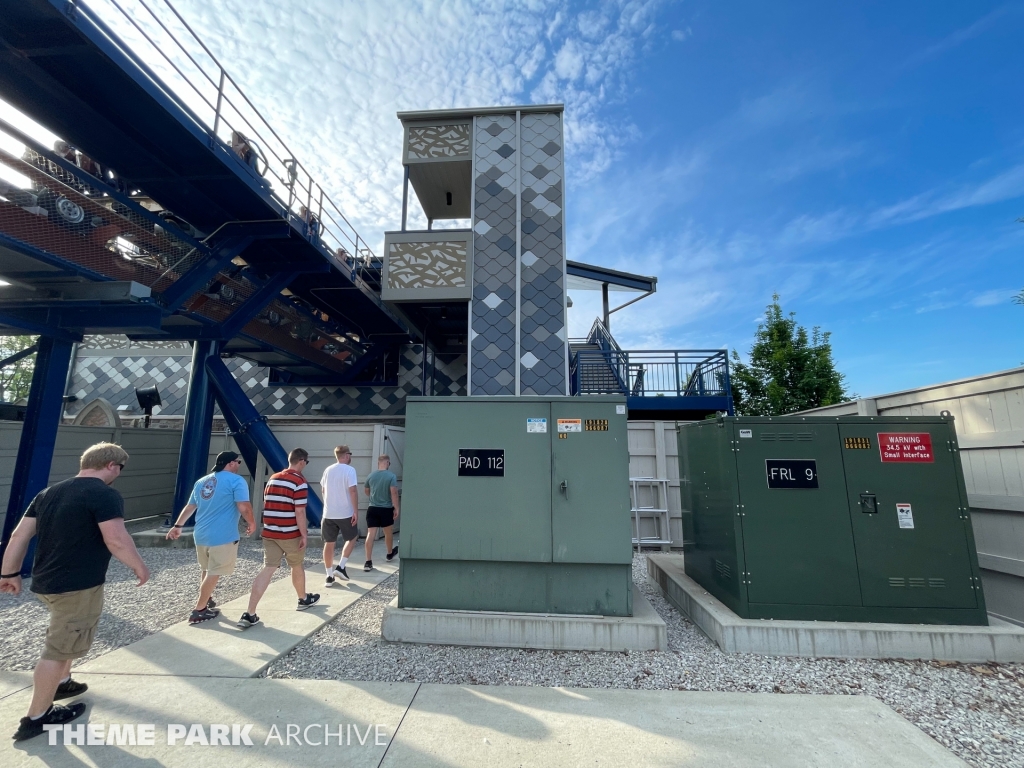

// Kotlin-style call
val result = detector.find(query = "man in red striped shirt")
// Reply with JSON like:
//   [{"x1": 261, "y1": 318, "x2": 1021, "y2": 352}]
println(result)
[{"x1": 237, "y1": 448, "x2": 320, "y2": 628}]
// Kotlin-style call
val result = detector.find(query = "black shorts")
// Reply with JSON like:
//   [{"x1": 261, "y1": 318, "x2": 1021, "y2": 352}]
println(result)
[
  {"x1": 366, "y1": 506, "x2": 395, "y2": 529},
  {"x1": 321, "y1": 516, "x2": 358, "y2": 543}
]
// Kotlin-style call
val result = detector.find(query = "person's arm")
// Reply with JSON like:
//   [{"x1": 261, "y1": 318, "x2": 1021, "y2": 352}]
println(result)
[
  {"x1": 349, "y1": 485, "x2": 359, "y2": 525},
  {"x1": 236, "y1": 501, "x2": 255, "y2": 536},
  {"x1": 165, "y1": 503, "x2": 197, "y2": 540},
  {"x1": 390, "y1": 485, "x2": 400, "y2": 519},
  {"x1": 98, "y1": 518, "x2": 150, "y2": 586},
  {"x1": 363, "y1": 486, "x2": 370, "y2": 496},
  {"x1": 0, "y1": 515, "x2": 37, "y2": 596},
  {"x1": 294, "y1": 501, "x2": 308, "y2": 548}
]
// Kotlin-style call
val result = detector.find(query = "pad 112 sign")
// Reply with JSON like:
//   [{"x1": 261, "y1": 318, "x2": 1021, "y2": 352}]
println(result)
[
  {"x1": 458, "y1": 449, "x2": 504, "y2": 477},
  {"x1": 877, "y1": 433, "x2": 933, "y2": 463},
  {"x1": 765, "y1": 459, "x2": 819, "y2": 489}
]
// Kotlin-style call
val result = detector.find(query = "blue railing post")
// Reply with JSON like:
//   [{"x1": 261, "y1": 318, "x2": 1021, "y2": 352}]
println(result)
[{"x1": 1, "y1": 336, "x2": 74, "y2": 576}]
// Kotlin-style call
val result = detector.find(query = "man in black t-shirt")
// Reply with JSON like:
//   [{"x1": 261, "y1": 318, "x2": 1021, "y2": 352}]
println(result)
[{"x1": 0, "y1": 442, "x2": 149, "y2": 742}]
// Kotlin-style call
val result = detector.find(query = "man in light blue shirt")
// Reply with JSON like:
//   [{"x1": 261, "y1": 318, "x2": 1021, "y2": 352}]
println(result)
[{"x1": 167, "y1": 451, "x2": 254, "y2": 624}]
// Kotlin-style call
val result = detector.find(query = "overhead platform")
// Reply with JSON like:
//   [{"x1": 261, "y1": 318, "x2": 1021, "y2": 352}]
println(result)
[{"x1": 0, "y1": 0, "x2": 414, "y2": 374}]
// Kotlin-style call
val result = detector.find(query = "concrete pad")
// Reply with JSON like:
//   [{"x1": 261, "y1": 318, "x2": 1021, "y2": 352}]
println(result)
[
  {"x1": 382, "y1": 585, "x2": 667, "y2": 651},
  {"x1": 0, "y1": 675, "x2": 417, "y2": 767},
  {"x1": 79, "y1": 560, "x2": 398, "y2": 678},
  {"x1": 384, "y1": 684, "x2": 966, "y2": 767},
  {"x1": 649, "y1": 554, "x2": 1024, "y2": 662},
  {"x1": 0, "y1": 672, "x2": 32, "y2": 700}
]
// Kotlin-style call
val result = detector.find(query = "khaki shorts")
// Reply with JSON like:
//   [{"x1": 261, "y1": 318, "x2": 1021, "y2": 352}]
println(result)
[
  {"x1": 263, "y1": 536, "x2": 305, "y2": 568},
  {"x1": 196, "y1": 541, "x2": 239, "y2": 576},
  {"x1": 37, "y1": 585, "x2": 104, "y2": 661}
]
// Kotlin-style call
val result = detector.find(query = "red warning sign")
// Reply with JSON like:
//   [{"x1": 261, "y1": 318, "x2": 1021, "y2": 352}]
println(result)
[{"x1": 877, "y1": 433, "x2": 934, "y2": 463}]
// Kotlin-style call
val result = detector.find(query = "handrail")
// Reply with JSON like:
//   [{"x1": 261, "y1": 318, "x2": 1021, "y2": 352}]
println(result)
[
  {"x1": 78, "y1": 0, "x2": 377, "y2": 271},
  {"x1": 586, "y1": 316, "x2": 622, "y2": 354},
  {"x1": 572, "y1": 349, "x2": 730, "y2": 398}
]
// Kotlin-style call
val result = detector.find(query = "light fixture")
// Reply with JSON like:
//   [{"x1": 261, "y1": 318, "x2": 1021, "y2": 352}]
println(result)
[{"x1": 135, "y1": 385, "x2": 162, "y2": 428}]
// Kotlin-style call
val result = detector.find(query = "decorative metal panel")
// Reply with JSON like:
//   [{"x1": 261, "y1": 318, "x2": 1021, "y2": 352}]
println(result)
[
  {"x1": 406, "y1": 124, "x2": 471, "y2": 161},
  {"x1": 519, "y1": 113, "x2": 567, "y2": 395},
  {"x1": 382, "y1": 232, "x2": 472, "y2": 301},
  {"x1": 470, "y1": 114, "x2": 518, "y2": 395}
]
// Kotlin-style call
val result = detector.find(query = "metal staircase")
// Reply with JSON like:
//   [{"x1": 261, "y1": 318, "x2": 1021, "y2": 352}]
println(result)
[{"x1": 570, "y1": 319, "x2": 734, "y2": 419}]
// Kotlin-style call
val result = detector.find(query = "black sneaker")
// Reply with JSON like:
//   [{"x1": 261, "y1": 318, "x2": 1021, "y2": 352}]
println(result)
[
  {"x1": 386, "y1": 546, "x2": 399, "y2": 561},
  {"x1": 207, "y1": 597, "x2": 217, "y2": 611},
  {"x1": 53, "y1": 678, "x2": 88, "y2": 700},
  {"x1": 364, "y1": 560, "x2": 373, "y2": 572},
  {"x1": 236, "y1": 612, "x2": 260, "y2": 629},
  {"x1": 189, "y1": 608, "x2": 219, "y2": 625},
  {"x1": 297, "y1": 593, "x2": 321, "y2": 610},
  {"x1": 334, "y1": 565, "x2": 349, "y2": 580},
  {"x1": 13, "y1": 703, "x2": 86, "y2": 741},
  {"x1": 325, "y1": 575, "x2": 335, "y2": 587}
]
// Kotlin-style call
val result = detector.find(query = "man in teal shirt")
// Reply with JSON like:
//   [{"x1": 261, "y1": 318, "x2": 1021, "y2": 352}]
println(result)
[
  {"x1": 362, "y1": 454, "x2": 399, "y2": 571},
  {"x1": 167, "y1": 451, "x2": 255, "y2": 623}
]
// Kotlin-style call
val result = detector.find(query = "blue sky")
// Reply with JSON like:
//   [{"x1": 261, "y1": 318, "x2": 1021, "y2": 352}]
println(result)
[{"x1": 4, "y1": 0, "x2": 1022, "y2": 398}]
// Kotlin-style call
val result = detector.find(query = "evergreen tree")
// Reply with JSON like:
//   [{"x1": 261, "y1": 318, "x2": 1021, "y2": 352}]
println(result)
[
  {"x1": 730, "y1": 294, "x2": 851, "y2": 415},
  {"x1": 0, "y1": 336, "x2": 38, "y2": 403}
]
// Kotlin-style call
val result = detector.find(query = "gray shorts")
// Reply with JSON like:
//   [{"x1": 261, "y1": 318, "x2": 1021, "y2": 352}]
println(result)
[{"x1": 322, "y1": 516, "x2": 358, "y2": 543}]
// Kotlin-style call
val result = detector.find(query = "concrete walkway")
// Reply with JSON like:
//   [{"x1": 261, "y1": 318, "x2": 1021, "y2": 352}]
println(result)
[
  {"x1": 0, "y1": 677, "x2": 967, "y2": 767},
  {"x1": 0, "y1": 553, "x2": 970, "y2": 766},
  {"x1": 78, "y1": 558, "x2": 399, "y2": 678}
]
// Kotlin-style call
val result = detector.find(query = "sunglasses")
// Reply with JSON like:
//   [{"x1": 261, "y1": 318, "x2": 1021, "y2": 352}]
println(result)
[{"x1": 116, "y1": 463, "x2": 125, "y2": 470}]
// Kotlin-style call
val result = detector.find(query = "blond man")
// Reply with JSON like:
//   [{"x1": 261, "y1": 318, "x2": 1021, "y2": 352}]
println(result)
[
  {"x1": 1, "y1": 443, "x2": 149, "y2": 741},
  {"x1": 320, "y1": 445, "x2": 359, "y2": 585}
]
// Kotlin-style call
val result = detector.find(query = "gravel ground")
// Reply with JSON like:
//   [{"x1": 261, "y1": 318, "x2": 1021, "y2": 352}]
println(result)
[
  {"x1": 267, "y1": 553, "x2": 1024, "y2": 768},
  {"x1": 0, "y1": 535, "x2": 324, "y2": 670}
]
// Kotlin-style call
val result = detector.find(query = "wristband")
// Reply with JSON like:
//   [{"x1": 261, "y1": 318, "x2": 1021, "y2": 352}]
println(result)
[
  {"x1": 172, "y1": 525, "x2": 183, "y2": 528},
  {"x1": 0, "y1": 572, "x2": 21, "y2": 579}
]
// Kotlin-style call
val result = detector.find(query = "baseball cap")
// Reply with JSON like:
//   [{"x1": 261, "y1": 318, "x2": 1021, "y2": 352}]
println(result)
[{"x1": 212, "y1": 451, "x2": 240, "y2": 471}]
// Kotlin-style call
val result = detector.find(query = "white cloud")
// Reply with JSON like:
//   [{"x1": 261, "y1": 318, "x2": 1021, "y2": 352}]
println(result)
[
  {"x1": 970, "y1": 289, "x2": 1017, "y2": 307},
  {"x1": 671, "y1": 28, "x2": 691, "y2": 42}
]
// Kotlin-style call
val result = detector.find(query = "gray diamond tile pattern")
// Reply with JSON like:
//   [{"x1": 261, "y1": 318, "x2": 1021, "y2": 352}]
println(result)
[
  {"x1": 471, "y1": 114, "x2": 518, "y2": 395},
  {"x1": 64, "y1": 345, "x2": 466, "y2": 419},
  {"x1": 519, "y1": 113, "x2": 567, "y2": 395}
]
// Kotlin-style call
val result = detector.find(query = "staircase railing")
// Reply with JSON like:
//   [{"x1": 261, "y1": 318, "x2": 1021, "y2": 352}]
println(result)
[{"x1": 572, "y1": 349, "x2": 731, "y2": 398}]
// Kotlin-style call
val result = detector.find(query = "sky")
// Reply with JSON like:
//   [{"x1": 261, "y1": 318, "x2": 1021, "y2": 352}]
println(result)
[{"x1": 3, "y1": 0, "x2": 1023, "y2": 398}]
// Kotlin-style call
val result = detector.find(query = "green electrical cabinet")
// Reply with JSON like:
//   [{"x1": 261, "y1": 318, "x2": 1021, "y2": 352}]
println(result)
[
  {"x1": 679, "y1": 416, "x2": 987, "y2": 625},
  {"x1": 398, "y1": 396, "x2": 633, "y2": 616}
]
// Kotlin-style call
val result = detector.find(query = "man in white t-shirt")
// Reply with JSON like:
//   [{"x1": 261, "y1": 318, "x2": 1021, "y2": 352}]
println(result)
[{"x1": 319, "y1": 445, "x2": 359, "y2": 586}]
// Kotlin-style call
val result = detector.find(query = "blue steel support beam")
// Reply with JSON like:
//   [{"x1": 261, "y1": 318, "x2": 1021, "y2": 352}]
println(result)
[
  {"x1": 0, "y1": 304, "x2": 165, "y2": 334},
  {"x1": 205, "y1": 356, "x2": 323, "y2": 526},
  {"x1": 211, "y1": 388, "x2": 260, "y2": 480},
  {"x1": 218, "y1": 271, "x2": 300, "y2": 340},
  {"x1": 0, "y1": 336, "x2": 74, "y2": 575},
  {"x1": 0, "y1": 344, "x2": 37, "y2": 369},
  {"x1": 168, "y1": 340, "x2": 219, "y2": 525}
]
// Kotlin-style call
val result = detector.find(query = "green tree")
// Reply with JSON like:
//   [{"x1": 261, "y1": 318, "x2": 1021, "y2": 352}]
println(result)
[
  {"x1": 730, "y1": 294, "x2": 851, "y2": 415},
  {"x1": 0, "y1": 336, "x2": 38, "y2": 402}
]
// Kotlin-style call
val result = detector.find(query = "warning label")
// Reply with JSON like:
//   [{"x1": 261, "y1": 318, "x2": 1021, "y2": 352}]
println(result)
[
  {"x1": 878, "y1": 433, "x2": 934, "y2": 463},
  {"x1": 896, "y1": 503, "x2": 914, "y2": 529},
  {"x1": 557, "y1": 419, "x2": 582, "y2": 433}
]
